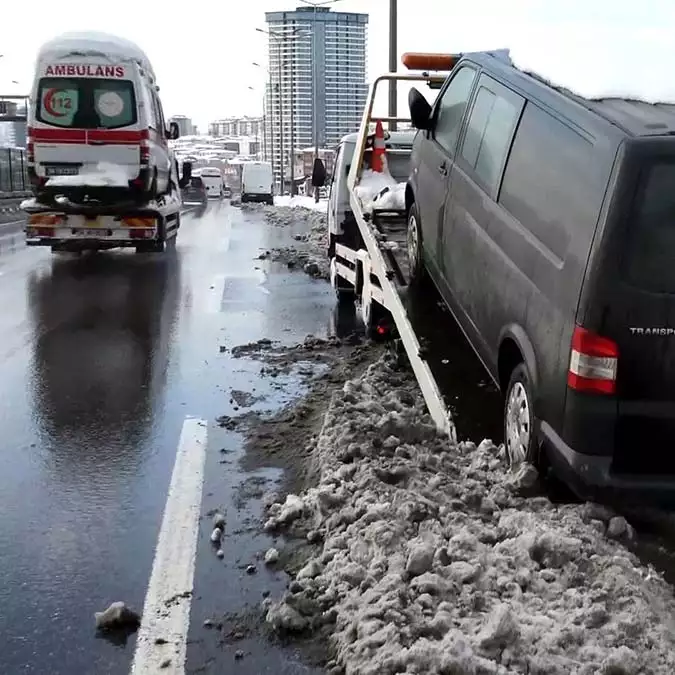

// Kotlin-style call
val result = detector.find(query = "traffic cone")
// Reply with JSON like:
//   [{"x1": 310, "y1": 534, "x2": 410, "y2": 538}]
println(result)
[{"x1": 371, "y1": 120, "x2": 386, "y2": 173}]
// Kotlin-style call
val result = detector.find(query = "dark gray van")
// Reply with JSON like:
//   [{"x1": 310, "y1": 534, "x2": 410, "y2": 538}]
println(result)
[{"x1": 406, "y1": 50, "x2": 675, "y2": 501}]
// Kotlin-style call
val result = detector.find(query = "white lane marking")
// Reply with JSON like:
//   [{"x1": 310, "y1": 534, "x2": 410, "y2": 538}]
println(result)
[
  {"x1": 205, "y1": 274, "x2": 226, "y2": 314},
  {"x1": 218, "y1": 218, "x2": 232, "y2": 253},
  {"x1": 130, "y1": 417, "x2": 208, "y2": 675}
]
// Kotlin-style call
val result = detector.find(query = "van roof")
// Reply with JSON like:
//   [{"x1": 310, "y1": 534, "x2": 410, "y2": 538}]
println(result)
[
  {"x1": 464, "y1": 51, "x2": 675, "y2": 138},
  {"x1": 37, "y1": 31, "x2": 156, "y2": 81}
]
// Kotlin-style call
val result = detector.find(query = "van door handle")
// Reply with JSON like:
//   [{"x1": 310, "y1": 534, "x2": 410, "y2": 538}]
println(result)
[{"x1": 438, "y1": 162, "x2": 448, "y2": 176}]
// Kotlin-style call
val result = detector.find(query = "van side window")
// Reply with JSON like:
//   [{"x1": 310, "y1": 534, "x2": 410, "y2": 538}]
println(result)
[
  {"x1": 460, "y1": 84, "x2": 521, "y2": 195},
  {"x1": 433, "y1": 66, "x2": 476, "y2": 157},
  {"x1": 622, "y1": 162, "x2": 675, "y2": 293},
  {"x1": 499, "y1": 103, "x2": 595, "y2": 260},
  {"x1": 156, "y1": 96, "x2": 167, "y2": 137},
  {"x1": 148, "y1": 89, "x2": 161, "y2": 130}
]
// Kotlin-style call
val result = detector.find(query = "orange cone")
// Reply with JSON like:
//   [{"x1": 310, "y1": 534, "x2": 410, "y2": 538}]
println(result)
[{"x1": 371, "y1": 120, "x2": 386, "y2": 173}]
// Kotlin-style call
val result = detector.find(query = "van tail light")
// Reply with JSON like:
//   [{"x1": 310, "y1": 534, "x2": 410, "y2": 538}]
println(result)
[{"x1": 568, "y1": 326, "x2": 619, "y2": 395}]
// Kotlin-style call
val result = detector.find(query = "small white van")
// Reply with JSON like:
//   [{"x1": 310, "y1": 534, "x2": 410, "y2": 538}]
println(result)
[
  {"x1": 241, "y1": 161, "x2": 274, "y2": 205},
  {"x1": 27, "y1": 31, "x2": 179, "y2": 204},
  {"x1": 199, "y1": 167, "x2": 224, "y2": 198}
]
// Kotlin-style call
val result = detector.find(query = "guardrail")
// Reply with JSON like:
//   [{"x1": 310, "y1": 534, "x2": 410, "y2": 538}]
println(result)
[{"x1": 0, "y1": 147, "x2": 29, "y2": 194}]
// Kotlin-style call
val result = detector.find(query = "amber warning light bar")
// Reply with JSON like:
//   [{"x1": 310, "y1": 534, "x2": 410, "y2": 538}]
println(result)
[{"x1": 401, "y1": 52, "x2": 460, "y2": 72}]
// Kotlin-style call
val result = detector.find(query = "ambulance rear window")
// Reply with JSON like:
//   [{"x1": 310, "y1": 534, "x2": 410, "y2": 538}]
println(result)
[{"x1": 37, "y1": 78, "x2": 137, "y2": 130}]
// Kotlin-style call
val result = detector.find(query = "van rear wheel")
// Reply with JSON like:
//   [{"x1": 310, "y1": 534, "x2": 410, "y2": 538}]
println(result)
[{"x1": 504, "y1": 363, "x2": 540, "y2": 467}]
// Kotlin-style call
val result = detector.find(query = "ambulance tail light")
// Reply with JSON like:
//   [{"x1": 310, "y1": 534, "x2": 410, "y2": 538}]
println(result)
[
  {"x1": 567, "y1": 326, "x2": 619, "y2": 395},
  {"x1": 401, "y1": 52, "x2": 460, "y2": 72},
  {"x1": 27, "y1": 140, "x2": 35, "y2": 164}
]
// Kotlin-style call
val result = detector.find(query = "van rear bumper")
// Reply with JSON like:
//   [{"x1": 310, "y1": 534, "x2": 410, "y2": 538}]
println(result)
[{"x1": 541, "y1": 421, "x2": 675, "y2": 505}]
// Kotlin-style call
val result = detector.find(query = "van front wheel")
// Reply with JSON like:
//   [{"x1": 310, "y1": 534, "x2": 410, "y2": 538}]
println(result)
[
  {"x1": 407, "y1": 202, "x2": 427, "y2": 288},
  {"x1": 504, "y1": 363, "x2": 540, "y2": 468}
]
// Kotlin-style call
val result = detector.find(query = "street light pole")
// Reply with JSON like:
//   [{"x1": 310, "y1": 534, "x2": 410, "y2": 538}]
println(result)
[
  {"x1": 388, "y1": 0, "x2": 398, "y2": 131},
  {"x1": 253, "y1": 61, "x2": 275, "y2": 179}
]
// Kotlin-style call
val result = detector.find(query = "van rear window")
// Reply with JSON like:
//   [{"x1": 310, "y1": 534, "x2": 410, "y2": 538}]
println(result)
[
  {"x1": 623, "y1": 161, "x2": 675, "y2": 293},
  {"x1": 37, "y1": 78, "x2": 136, "y2": 130}
]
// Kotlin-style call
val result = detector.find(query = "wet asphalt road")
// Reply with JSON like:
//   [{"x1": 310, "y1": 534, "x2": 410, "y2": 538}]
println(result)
[{"x1": 0, "y1": 201, "x2": 336, "y2": 674}]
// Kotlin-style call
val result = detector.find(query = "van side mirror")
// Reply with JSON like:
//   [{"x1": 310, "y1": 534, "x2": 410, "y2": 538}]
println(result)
[
  {"x1": 168, "y1": 121, "x2": 180, "y2": 140},
  {"x1": 409, "y1": 88, "x2": 432, "y2": 130},
  {"x1": 179, "y1": 161, "x2": 192, "y2": 188},
  {"x1": 311, "y1": 158, "x2": 326, "y2": 187}
]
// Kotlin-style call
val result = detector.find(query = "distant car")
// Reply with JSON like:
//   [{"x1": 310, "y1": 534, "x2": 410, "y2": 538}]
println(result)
[
  {"x1": 223, "y1": 186, "x2": 232, "y2": 198},
  {"x1": 181, "y1": 177, "x2": 208, "y2": 205}
]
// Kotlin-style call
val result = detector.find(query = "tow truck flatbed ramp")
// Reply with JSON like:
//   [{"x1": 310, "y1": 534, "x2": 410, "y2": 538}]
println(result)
[{"x1": 342, "y1": 63, "x2": 460, "y2": 442}]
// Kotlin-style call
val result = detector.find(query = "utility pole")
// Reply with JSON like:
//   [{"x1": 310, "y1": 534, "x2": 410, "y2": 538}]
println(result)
[
  {"x1": 289, "y1": 51, "x2": 296, "y2": 196},
  {"x1": 312, "y1": 4, "x2": 320, "y2": 202},
  {"x1": 388, "y1": 0, "x2": 398, "y2": 131}
]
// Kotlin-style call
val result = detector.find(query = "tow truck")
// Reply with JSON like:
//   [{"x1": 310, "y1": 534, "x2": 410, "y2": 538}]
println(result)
[
  {"x1": 21, "y1": 158, "x2": 192, "y2": 254},
  {"x1": 313, "y1": 52, "x2": 468, "y2": 442}
]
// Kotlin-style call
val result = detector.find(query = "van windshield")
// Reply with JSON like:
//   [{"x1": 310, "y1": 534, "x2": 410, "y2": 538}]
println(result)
[
  {"x1": 623, "y1": 161, "x2": 675, "y2": 293},
  {"x1": 36, "y1": 77, "x2": 137, "y2": 130}
]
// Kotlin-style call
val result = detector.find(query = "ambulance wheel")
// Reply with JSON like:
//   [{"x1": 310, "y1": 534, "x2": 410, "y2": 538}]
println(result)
[{"x1": 148, "y1": 169, "x2": 159, "y2": 200}]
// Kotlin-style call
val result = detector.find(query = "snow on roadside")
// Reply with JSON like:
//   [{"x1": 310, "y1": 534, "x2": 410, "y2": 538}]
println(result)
[
  {"x1": 275, "y1": 194, "x2": 329, "y2": 212},
  {"x1": 262, "y1": 352, "x2": 675, "y2": 675},
  {"x1": 245, "y1": 201, "x2": 329, "y2": 280}
]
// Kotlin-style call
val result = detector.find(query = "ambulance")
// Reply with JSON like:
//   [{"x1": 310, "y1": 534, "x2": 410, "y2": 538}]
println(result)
[{"x1": 27, "y1": 31, "x2": 179, "y2": 205}]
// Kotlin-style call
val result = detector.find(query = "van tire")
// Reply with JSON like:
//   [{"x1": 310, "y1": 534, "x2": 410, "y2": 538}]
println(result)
[
  {"x1": 503, "y1": 363, "x2": 541, "y2": 468},
  {"x1": 148, "y1": 169, "x2": 158, "y2": 200},
  {"x1": 407, "y1": 202, "x2": 427, "y2": 288}
]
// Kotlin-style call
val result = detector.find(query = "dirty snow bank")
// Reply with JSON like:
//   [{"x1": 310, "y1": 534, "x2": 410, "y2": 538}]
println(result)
[
  {"x1": 355, "y1": 169, "x2": 405, "y2": 214},
  {"x1": 248, "y1": 203, "x2": 329, "y2": 280},
  {"x1": 263, "y1": 353, "x2": 675, "y2": 675}
]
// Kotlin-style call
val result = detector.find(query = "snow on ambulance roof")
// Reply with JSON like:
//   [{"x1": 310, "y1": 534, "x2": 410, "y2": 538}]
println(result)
[{"x1": 36, "y1": 31, "x2": 156, "y2": 80}]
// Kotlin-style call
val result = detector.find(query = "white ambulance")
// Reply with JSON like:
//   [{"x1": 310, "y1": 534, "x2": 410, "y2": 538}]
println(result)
[{"x1": 27, "y1": 31, "x2": 179, "y2": 205}]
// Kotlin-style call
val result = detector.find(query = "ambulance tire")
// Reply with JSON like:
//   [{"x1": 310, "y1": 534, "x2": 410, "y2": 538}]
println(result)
[{"x1": 148, "y1": 169, "x2": 159, "y2": 200}]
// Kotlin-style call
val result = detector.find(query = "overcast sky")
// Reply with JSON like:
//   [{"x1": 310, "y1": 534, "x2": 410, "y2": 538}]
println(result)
[{"x1": 2, "y1": 0, "x2": 674, "y2": 132}]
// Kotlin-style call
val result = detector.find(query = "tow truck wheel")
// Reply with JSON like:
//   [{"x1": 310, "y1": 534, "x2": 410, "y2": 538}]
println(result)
[
  {"x1": 330, "y1": 256, "x2": 354, "y2": 303},
  {"x1": 362, "y1": 297, "x2": 392, "y2": 342}
]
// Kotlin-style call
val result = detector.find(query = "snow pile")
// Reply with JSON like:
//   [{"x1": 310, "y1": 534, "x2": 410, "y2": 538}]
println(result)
[
  {"x1": 46, "y1": 162, "x2": 130, "y2": 187},
  {"x1": 355, "y1": 169, "x2": 405, "y2": 214},
  {"x1": 263, "y1": 353, "x2": 675, "y2": 675},
  {"x1": 275, "y1": 195, "x2": 328, "y2": 212}
]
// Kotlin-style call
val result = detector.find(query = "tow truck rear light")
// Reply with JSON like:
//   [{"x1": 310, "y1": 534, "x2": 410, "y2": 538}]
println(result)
[
  {"x1": 567, "y1": 326, "x2": 619, "y2": 395},
  {"x1": 122, "y1": 216, "x2": 155, "y2": 228},
  {"x1": 28, "y1": 214, "x2": 65, "y2": 226},
  {"x1": 401, "y1": 52, "x2": 460, "y2": 71}
]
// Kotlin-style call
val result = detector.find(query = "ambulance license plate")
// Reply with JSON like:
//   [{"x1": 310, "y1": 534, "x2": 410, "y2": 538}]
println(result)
[
  {"x1": 45, "y1": 165, "x2": 79, "y2": 176},
  {"x1": 76, "y1": 229, "x2": 104, "y2": 237}
]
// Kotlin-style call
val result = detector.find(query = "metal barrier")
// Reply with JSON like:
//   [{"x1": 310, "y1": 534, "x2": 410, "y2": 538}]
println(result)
[{"x1": 0, "y1": 147, "x2": 29, "y2": 194}]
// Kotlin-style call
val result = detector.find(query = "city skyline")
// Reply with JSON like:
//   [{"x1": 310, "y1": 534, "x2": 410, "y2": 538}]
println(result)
[{"x1": 262, "y1": 5, "x2": 368, "y2": 187}]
